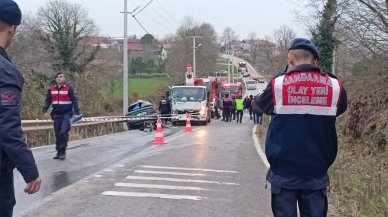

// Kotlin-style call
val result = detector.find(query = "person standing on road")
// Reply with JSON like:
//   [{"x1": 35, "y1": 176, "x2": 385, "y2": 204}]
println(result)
[
  {"x1": 231, "y1": 96, "x2": 236, "y2": 120},
  {"x1": 0, "y1": 1, "x2": 41, "y2": 216},
  {"x1": 244, "y1": 95, "x2": 253, "y2": 119},
  {"x1": 235, "y1": 96, "x2": 244, "y2": 123},
  {"x1": 251, "y1": 95, "x2": 262, "y2": 125},
  {"x1": 159, "y1": 96, "x2": 171, "y2": 123},
  {"x1": 43, "y1": 72, "x2": 80, "y2": 160},
  {"x1": 214, "y1": 96, "x2": 221, "y2": 119},
  {"x1": 256, "y1": 38, "x2": 347, "y2": 217},
  {"x1": 222, "y1": 94, "x2": 233, "y2": 122}
]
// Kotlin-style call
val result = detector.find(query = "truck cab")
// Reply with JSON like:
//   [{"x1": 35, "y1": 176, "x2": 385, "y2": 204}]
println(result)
[{"x1": 169, "y1": 86, "x2": 211, "y2": 125}]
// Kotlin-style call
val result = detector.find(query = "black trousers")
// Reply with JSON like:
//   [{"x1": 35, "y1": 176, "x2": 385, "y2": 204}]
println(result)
[
  {"x1": 236, "y1": 110, "x2": 243, "y2": 122},
  {"x1": 231, "y1": 109, "x2": 236, "y2": 120},
  {"x1": 0, "y1": 166, "x2": 15, "y2": 217},
  {"x1": 271, "y1": 187, "x2": 328, "y2": 217},
  {"x1": 52, "y1": 113, "x2": 72, "y2": 153}
]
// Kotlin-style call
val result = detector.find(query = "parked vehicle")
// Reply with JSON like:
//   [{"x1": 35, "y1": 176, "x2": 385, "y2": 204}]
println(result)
[
  {"x1": 246, "y1": 80, "x2": 257, "y2": 90},
  {"x1": 252, "y1": 76, "x2": 265, "y2": 83}
]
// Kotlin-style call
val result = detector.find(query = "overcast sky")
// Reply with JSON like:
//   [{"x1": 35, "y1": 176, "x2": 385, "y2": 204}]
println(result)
[{"x1": 16, "y1": 0, "x2": 308, "y2": 40}]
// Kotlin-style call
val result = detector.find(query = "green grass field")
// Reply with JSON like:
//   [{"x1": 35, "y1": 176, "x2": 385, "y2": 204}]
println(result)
[{"x1": 114, "y1": 77, "x2": 176, "y2": 97}]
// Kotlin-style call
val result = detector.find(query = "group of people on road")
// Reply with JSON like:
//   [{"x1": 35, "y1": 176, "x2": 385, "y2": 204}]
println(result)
[{"x1": 214, "y1": 94, "x2": 263, "y2": 124}]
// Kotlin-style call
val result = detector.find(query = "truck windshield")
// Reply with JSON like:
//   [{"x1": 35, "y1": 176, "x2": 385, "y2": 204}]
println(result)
[{"x1": 172, "y1": 87, "x2": 206, "y2": 102}]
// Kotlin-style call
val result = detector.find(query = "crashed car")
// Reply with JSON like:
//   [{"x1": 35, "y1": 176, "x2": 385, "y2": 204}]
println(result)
[{"x1": 126, "y1": 100, "x2": 158, "y2": 130}]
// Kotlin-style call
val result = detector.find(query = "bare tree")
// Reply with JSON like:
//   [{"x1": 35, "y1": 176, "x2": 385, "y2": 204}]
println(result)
[
  {"x1": 9, "y1": 15, "x2": 52, "y2": 75},
  {"x1": 36, "y1": 0, "x2": 99, "y2": 79},
  {"x1": 166, "y1": 18, "x2": 219, "y2": 82},
  {"x1": 273, "y1": 25, "x2": 297, "y2": 67},
  {"x1": 247, "y1": 32, "x2": 259, "y2": 62},
  {"x1": 220, "y1": 27, "x2": 238, "y2": 46}
]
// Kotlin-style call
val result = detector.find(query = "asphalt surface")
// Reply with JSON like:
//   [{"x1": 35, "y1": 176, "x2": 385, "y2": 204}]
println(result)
[{"x1": 13, "y1": 59, "x2": 270, "y2": 217}]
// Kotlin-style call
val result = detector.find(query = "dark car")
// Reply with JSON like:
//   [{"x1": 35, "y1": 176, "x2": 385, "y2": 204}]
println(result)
[{"x1": 126, "y1": 100, "x2": 158, "y2": 130}]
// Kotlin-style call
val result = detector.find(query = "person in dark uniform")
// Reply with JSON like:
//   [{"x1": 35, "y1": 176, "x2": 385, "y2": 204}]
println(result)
[
  {"x1": 159, "y1": 96, "x2": 171, "y2": 123},
  {"x1": 0, "y1": 1, "x2": 41, "y2": 216},
  {"x1": 255, "y1": 38, "x2": 347, "y2": 217},
  {"x1": 43, "y1": 73, "x2": 80, "y2": 160},
  {"x1": 222, "y1": 94, "x2": 233, "y2": 122}
]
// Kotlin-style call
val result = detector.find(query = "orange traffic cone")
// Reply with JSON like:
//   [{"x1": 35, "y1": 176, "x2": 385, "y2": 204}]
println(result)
[
  {"x1": 186, "y1": 113, "x2": 192, "y2": 133},
  {"x1": 152, "y1": 117, "x2": 167, "y2": 144}
]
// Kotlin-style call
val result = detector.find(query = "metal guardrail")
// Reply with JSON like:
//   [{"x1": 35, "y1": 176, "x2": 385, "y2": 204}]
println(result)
[{"x1": 21, "y1": 116, "x2": 158, "y2": 132}]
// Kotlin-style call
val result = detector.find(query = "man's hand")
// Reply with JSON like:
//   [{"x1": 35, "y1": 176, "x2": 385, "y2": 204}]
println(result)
[
  {"x1": 24, "y1": 177, "x2": 41, "y2": 194},
  {"x1": 44, "y1": 113, "x2": 50, "y2": 119}
]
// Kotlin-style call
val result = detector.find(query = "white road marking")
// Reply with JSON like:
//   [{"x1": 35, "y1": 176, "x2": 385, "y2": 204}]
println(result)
[
  {"x1": 102, "y1": 191, "x2": 203, "y2": 200},
  {"x1": 114, "y1": 164, "x2": 125, "y2": 167},
  {"x1": 114, "y1": 183, "x2": 208, "y2": 191},
  {"x1": 126, "y1": 175, "x2": 239, "y2": 185},
  {"x1": 134, "y1": 170, "x2": 206, "y2": 177},
  {"x1": 252, "y1": 125, "x2": 270, "y2": 168},
  {"x1": 141, "y1": 165, "x2": 238, "y2": 173},
  {"x1": 104, "y1": 169, "x2": 113, "y2": 172},
  {"x1": 94, "y1": 175, "x2": 102, "y2": 178}
]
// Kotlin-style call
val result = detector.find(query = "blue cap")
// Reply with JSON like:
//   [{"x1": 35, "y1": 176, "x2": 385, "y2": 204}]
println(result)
[
  {"x1": 0, "y1": 0, "x2": 22, "y2": 25},
  {"x1": 288, "y1": 38, "x2": 320, "y2": 60}
]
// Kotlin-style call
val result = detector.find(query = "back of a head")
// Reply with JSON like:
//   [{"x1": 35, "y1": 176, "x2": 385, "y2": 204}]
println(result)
[
  {"x1": 0, "y1": 0, "x2": 22, "y2": 26},
  {"x1": 288, "y1": 49, "x2": 315, "y2": 63},
  {"x1": 288, "y1": 38, "x2": 320, "y2": 65}
]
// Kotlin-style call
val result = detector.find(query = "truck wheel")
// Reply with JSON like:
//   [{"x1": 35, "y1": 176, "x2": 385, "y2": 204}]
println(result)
[
  {"x1": 172, "y1": 121, "x2": 177, "y2": 126},
  {"x1": 211, "y1": 111, "x2": 215, "y2": 119},
  {"x1": 207, "y1": 115, "x2": 211, "y2": 123},
  {"x1": 202, "y1": 120, "x2": 208, "y2": 126}
]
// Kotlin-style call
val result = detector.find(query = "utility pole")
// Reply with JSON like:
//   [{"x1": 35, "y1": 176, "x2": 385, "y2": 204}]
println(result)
[
  {"x1": 188, "y1": 36, "x2": 202, "y2": 77},
  {"x1": 123, "y1": 0, "x2": 128, "y2": 118},
  {"x1": 227, "y1": 49, "x2": 231, "y2": 83},
  {"x1": 231, "y1": 49, "x2": 235, "y2": 83},
  {"x1": 121, "y1": 2, "x2": 140, "y2": 124}
]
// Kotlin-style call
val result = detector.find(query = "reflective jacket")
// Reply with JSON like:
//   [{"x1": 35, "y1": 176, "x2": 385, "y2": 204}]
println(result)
[
  {"x1": 0, "y1": 47, "x2": 39, "y2": 185},
  {"x1": 235, "y1": 98, "x2": 244, "y2": 110},
  {"x1": 43, "y1": 84, "x2": 80, "y2": 115},
  {"x1": 256, "y1": 64, "x2": 347, "y2": 178}
]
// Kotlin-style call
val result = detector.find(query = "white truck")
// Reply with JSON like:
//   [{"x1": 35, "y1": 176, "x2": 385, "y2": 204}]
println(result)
[{"x1": 169, "y1": 86, "x2": 211, "y2": 126}]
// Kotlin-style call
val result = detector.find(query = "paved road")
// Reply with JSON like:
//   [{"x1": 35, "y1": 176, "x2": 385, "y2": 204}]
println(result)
[{"x1": 13, "y1": 59, "x2": 271, "y2": 217}]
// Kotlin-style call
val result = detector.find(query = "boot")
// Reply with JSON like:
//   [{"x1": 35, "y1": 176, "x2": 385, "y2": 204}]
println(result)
[
  {"x1": 53, "y1": 151, "x2": 60, "y2": 160},
  {"x1": 58, "y1": 150, "x2": 66, "y2": 160}
]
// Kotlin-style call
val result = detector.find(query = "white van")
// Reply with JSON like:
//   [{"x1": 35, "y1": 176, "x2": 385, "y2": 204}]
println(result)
[{"x1": 246, "y1": 80, "x2": 257, "y2": 90}]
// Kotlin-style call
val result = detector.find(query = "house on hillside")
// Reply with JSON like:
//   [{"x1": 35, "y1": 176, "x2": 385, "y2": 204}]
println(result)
[
  {"x1": 86, "y1": 36, "x2": 111, "y2": 49},
  {"x1": 160, "y1": 43, "x2": 173, "y2": 60},
  {"x1": 242, "y1": 39, "x2": 276, "y2": 53},
  {"x1": 113, "y1": 38, "x2": 144, "y2": 54}
]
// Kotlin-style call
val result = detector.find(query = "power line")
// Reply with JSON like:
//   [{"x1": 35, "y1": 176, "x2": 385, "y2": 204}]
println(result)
[
  {"x1": 155, "y1": 0, "x2": 180, "y2": 25},
  {"x1": 133, "y1": 0, "x2": 154, "y2": 17},
  {"x1": 132, "y1": 15, "x2": 150, "y2": 34},
  {"x1": 130, "y1": 0, "x2": 176, "y2": 34}
]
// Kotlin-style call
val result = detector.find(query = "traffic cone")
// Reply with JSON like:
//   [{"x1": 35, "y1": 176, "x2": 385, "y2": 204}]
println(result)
[
  {"x1": 152, "y1": 117, "x2": 167, "y2": 145},
  {"x1": 186, "y1": 113, "x2": 192, "y2": 133}
]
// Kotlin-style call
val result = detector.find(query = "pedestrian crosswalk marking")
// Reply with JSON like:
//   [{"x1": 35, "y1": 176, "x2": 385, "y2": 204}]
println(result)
[
  {"x1": 126, "y1": 175, "x2": 239, "y2": 185},
  {"x1": 102, "y1": 191, "x2": 203, "y2": 201},
  {"x1": 141, "y1": 165, "x2": 238, "y2": 173},
  {"x1": 134, "y1": 170, "x2": 206, "y2": 177},
  {"x1": 115, "y1": 183, "x2": 208, "y2": 191}
]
